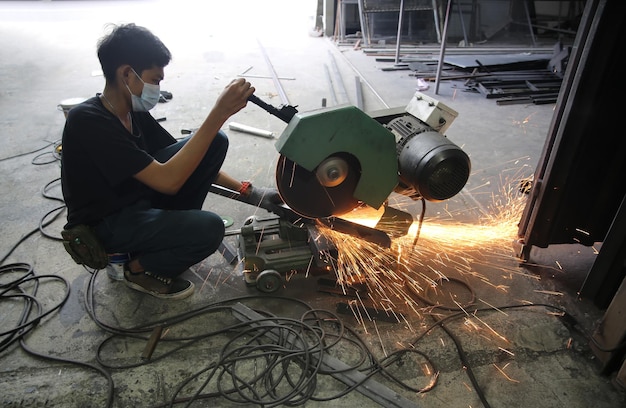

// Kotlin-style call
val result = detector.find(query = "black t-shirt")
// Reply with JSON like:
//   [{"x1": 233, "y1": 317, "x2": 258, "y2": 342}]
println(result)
[{"x1": 60, "y1": 95, "x2": 176, "y2": 228}]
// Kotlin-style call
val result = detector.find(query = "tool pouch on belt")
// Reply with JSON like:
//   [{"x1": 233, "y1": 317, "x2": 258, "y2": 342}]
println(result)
[{"x1": 61, "y1": 224, "x2": 108, "y2": 269}]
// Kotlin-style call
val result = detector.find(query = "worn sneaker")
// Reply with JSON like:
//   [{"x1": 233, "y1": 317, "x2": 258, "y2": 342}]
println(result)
[{"x1": 123, "y1": 267, "x2": 194, "y2": 300}]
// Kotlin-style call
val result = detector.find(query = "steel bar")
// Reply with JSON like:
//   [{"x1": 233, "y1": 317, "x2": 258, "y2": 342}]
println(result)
[
  {"x1": 523, "y1": 0, "x2": 537, "y2": 47},
  {"x1": 355, "y1": 76, "x2": 364, "y2": 110},
  {"x1": 394, "y1": 0, "x2": 405, "y2": 65},
  {"x1": 357, "y1": 0, "x2": 369, "y2": 46},
  {"x1": 237, "y1": 74, "x2": 295, "y2": 80},
  {"x1": 141, "y1": 326, "x2": 163, "y2": 360},
  {"x1": 456, "y1": 0, "x2": 469, "y2": 46},
  {"x1": 324, "y1": 64, "x2": 339, "y2": 106},
  {"x1": 334, "y1": 39, "x2": 389, "y2": 108},
  {"x1": 435, "y1": 0, "x2": 453, "y2": 94},
  {"x1": 432, "y1": 0, "x2": 441, "y2": 43},
  {"x1": 328, "y1": 50, "x2": 350, "y2": 105},
  {"x1": 363, "y1": 46, "x2": 555, "y2": 55},
  {"x1": 256, "y1": 38, "x2": 290, "y2": 105},
  {"x1": 495, "y1": 95, "x2": 559, "y2": 105}
]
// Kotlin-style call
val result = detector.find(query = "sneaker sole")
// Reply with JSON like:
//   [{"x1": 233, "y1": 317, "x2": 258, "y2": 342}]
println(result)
[{"x1": 124, "y1": 279, "x2": 195, "y2": 300}]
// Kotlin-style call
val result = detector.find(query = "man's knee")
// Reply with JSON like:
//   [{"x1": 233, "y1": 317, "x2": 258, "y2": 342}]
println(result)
[
  {"x1": 196, "y1": 130, "x2": 228, "y2": 176},
  {"x1": 191, "y1": 211, "x2": 225, "y2": 258},
  {"x1": 209, "y1": 130, "x2": 229, "y2": 164}
]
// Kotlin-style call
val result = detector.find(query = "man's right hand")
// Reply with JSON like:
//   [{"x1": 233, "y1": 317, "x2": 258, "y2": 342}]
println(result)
[{"x1": 214, "y1": 78, "x2": 255, "y2": 120}]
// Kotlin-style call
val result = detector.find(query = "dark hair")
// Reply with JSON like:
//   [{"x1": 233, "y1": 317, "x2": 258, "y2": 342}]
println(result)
[{"x1": 97, "y1": 23, "x2": 171, "y2": 82}]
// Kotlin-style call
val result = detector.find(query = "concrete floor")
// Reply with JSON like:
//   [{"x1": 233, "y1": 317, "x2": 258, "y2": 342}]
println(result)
[{"x1": 1, "y1": 1, "x2": 625, "y2": 407}]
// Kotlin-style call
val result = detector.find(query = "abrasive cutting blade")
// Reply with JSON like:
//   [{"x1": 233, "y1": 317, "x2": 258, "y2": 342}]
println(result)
[{"x1": 275, "y1": 155, "x2": 360, "y2": 219}]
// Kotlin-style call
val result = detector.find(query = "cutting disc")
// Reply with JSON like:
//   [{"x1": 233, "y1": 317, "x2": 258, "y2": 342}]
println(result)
[{"x1": 276, "y1": 154, "x2": 361, "y2": 219}]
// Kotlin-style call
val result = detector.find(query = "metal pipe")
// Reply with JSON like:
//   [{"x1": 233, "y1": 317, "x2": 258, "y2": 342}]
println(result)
[
  {"x1": 256, "y1": 39, "x2": 290, "y2": 105},
  {"x1": 355, "y1": 76, "x2": 364, "y2": 110},
  {"x1": 435, "y1": 0, "x2": 453, "y2": 94},
  {"x1": 394, "y1": 0, "x2": 405, "y2": 65},
  {"x1": 357, "y1": 0, "x2": 369, "y2": 46},
  {"x1": 457, "y1": 0, "x2": 469, "y2": 46},
  {"x1": 524, "y1": 0, "x2": 537, "y2": 47},
  {"x1": 432, "y1": 0, "x2": 441, "y2": 43},
  {"x1": 324, "y1": 64, "x2": 339, "y2": 106}
]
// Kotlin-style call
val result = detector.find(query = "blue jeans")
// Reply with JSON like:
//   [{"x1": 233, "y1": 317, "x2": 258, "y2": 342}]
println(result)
[{"x1": 94, "y1": 132, "x2": 228, "y2": 277}]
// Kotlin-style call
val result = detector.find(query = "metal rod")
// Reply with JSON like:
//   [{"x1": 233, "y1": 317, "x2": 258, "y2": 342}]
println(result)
[
  {"x1": 524, "y1": 0, "x2": 537, "y2": 47},
  {"x1": 432, "y1": 0, "x2": 441, "y2": 43},
  {"x1": 457, "y1": 0, "x2": 469, "y2": 46},
  {"x1": 435, "y1": 0, "x2": 453, "y2": 95},
  {"x1": 355, "y1": 76, "x2": 364, "y2": 110},
  {"x1": 256, "y1": 39, "x2": 290, "y2": 105},
  {"x1": 333, "y1": 40, "x2": 389, "y2": 109},
  {"x1": 357, "y1": 0, "x2": 369, "y2": 47},
  {"x1": 237, "y1": 74, "x2": 296, "y2": 80},
  {"x1": 328, "y1": 50, "x2": 350, "y2": 105},
  {"x1": 227, "y1": 122, "x2": 274, "y2": 139},
  {"x1": 141, "y1": 326, "x2": 163, "y2": 360},
  {"x1": 339, "y1": 0, "x2": 346, "y2": 42},
  {"x1": 324, "y1": 64, "x2": 339, "y2": 106},
  {"x1": 394, "y1": 0, "x2": 405, "y2": 65}
]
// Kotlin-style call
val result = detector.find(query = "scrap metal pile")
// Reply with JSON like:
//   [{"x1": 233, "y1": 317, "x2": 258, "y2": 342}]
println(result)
[{"x1": 369, "y1": 41, "x2": 570, "y2": 105}]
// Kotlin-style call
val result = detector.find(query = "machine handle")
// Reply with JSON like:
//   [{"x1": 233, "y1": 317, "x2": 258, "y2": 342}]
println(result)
[{"x1": 247, "y1": 94, "x2": 298, "y2": 123}]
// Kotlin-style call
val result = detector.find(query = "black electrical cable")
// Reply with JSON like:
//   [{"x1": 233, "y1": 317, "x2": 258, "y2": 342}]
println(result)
[
  {"x1": 87, "y1": 274, "x2": 439, "y2": 407},
  {"x1": 404, "y1": 275, "x2": 476, "y2": 311},
  {"x1": 84, "y1": 250, "x2": 592, "y2": 408},
  {"x1": 0, "y1": 262, "x2": 115, "y2": 408},
  {"x1": 407, "y1": 302, "x2": 581, "y2": 408},
  {"x1": 0, "y1": 204, "x2": 64, "y2": 265},
  {"x1": 0, "y1": 139, "x2": 57, "y2": 163},
  {"x1": 437, "y1": 318, "x2": 492, "y2": 408},
  {"x1": 0, "y1": 140, "x2": 115, "y2": 408}
]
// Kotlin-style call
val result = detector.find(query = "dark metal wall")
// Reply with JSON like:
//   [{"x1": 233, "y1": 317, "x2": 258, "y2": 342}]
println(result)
[
  {"x1": 516, "y1": 0, "x2": 626, "y2": 376},
  {"x1": 516, "y1": 0, "x2": 626, "y2": 303}
]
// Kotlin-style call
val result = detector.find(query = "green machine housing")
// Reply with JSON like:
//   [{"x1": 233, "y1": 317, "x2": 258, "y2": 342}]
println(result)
[{"x1": 274, "y1": 91, "x2": 471, "y2": 216}]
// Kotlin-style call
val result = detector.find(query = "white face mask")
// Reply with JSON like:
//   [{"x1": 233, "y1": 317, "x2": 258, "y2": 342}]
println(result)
[{"x1": 126, "y1": 68, "x2": 160, "y2": 112}]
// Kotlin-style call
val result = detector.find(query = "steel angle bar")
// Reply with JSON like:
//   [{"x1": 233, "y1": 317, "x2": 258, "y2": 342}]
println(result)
[
  {"x1": 435, "y1": 0, "x2": 453, "y2": 94},
  {"x1": 328, "y1": 50, "x2": 350, "y2": 105},
  {"x1": 324, "y1": 64, "x2": 339, "y2": 106},
  {"x1": 256, "y1": 39, "x2": 290, "y2": 105},
  {"x1": 484, "y1": 89, "x2": 559, "y2": 99},
  {"x1": 355, "y1": 76, "x2": 364, "y2": 110},
  {"x1": 231, "y1": 303, "x2": 421, "y2": 408},
  {"x1": 333, "y1": 39, "x2": 389, "y2": 108},
  {"x1": 394, "y1": 0, "x2": 405, "y2": 65}
]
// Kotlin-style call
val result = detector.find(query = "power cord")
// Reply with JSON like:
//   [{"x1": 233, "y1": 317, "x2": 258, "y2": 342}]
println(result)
[
  {"x1": 0, "y1": 139, "x2": 115, "y2": 407},
  {"x1": 85, "y1": 287, "x2": 438, "y2": 407}
]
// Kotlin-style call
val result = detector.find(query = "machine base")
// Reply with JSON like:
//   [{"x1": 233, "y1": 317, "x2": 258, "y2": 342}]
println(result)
[{"x1": 238, "y1": 215, "x2": 338, "y2": 293}]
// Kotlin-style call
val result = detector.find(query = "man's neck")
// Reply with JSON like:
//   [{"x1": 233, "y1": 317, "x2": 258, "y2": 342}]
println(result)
[{"x1": 101, "y1": 86, "x2": 133, "y2": 133}]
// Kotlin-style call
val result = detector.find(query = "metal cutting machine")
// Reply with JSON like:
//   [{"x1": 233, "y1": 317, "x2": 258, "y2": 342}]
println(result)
[{"x1": 213, "y1": 92, "x2": 471, "y2": 292}]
